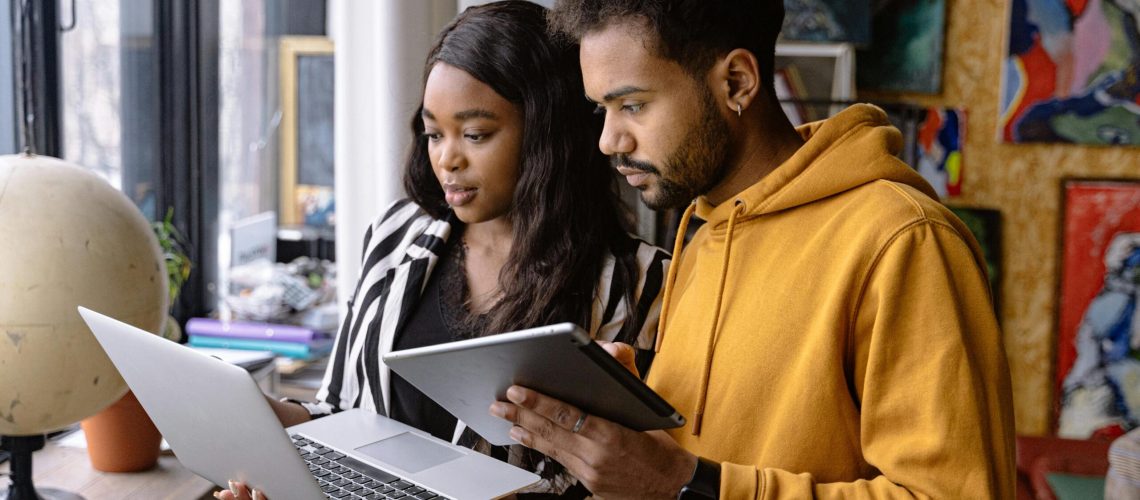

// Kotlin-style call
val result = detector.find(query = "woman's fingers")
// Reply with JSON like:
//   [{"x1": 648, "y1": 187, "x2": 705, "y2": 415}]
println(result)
[
  {"x1": 596, "y1": 341, "x2": 638, "y2": 375},
  {"x1": 214, "y1": 481, "x2": 256, "y2": 500}
]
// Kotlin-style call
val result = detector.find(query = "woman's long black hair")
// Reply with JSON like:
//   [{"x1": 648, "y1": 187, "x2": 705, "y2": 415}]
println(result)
[{"x1": 404, "y1": 1, "x2": 640, "y2": 343}]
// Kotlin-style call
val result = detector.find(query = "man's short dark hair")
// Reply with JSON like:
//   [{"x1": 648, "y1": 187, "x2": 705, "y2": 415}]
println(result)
[{"x1": 548, "y1": 0, "x2": 785, "y2": 91}]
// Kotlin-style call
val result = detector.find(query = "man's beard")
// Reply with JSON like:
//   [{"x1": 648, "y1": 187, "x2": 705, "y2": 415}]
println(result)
[{"x1": 611, "y1": 90, "x2": 732, "y2": 210}]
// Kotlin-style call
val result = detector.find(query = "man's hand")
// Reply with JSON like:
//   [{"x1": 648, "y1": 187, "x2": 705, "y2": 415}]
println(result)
[{"x1": 490, "y1": 385, "x2": 697, "y2": 499}]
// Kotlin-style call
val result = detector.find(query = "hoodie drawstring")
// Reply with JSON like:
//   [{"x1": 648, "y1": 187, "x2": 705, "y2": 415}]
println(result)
[
  {"x1": 655, "y1": 202, "x2": 697, "y2": 353},
  {"x1": 691, "y1": 201, "x2": 744, "y2": 436}
]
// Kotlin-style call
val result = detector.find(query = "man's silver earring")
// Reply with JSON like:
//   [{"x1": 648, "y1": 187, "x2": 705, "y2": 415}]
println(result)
[{"x1": 736, "y1": 103, "x2": 743, "y2": 117}]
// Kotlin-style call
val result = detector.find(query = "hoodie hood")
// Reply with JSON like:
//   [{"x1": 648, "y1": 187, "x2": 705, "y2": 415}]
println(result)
[{"x1": 694, "y1": 104, "x2": 938, "y2": 226}]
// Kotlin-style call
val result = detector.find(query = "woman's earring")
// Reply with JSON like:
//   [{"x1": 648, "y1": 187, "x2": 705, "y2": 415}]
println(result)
[{"x1": 736, "y1": 103, "x2": 743, "y2": 117}]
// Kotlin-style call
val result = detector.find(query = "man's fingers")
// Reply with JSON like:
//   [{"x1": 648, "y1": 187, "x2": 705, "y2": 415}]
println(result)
[
  {"x1": 509, "y1": 421, "x2": 598, "y2": 483},
  {"x1": 502, "y1": 404, "x2": 595, "y2": 476},
  {"x1": 496, "y1": 385, "x2": 626, "y2": 448},
  {"x1": 505, "y1": 405, "x2": 624, "y2": 493},
  {"x1": 597, "y1": 341, "x2": 638, "y2": 375},
  {"x1": 504, "y1": 386, "x2": 587, "y2": 433},
  {"x1": 489, "y1": 386, "x2": 647, "y2": 494}
]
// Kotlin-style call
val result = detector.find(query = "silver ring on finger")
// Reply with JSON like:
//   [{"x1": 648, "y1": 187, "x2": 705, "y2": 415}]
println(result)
[{"x1": 571, "y1": 412, "x2": 588, "y2": 434}]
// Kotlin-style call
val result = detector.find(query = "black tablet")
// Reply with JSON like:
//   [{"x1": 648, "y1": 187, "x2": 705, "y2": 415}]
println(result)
[{"x1": 382, "y1": 323, "x2": 685, "y2": 446}]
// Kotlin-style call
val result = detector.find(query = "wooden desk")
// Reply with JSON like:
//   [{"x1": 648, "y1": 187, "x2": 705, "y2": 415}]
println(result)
[{"x1": 0, "y1": 440, "x2": 217, "y2": 499}]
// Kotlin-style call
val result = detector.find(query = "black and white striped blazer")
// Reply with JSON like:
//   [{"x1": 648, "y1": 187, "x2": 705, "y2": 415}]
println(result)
[{"x1": 303, "y1": 199, "x2": 670, "y2": 437}]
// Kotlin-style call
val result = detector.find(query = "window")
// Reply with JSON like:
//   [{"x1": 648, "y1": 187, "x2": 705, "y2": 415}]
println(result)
[
  {"x1": 60, "y1": 0, "x2": 161, "y2": 219},
  {"x1": 0, "y1": 2, "x2": 14, "y2": 154},
  {"x1": 56, "y1": 0, "x2": 220, "y2": 321}
]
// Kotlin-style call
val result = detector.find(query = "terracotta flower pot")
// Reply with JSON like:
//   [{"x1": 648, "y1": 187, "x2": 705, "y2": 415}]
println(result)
[{"x1": 80, "y1": 390, "x2": 162, "y2": 472}]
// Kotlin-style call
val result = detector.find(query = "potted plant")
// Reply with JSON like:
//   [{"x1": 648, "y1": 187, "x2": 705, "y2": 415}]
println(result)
[{"x1": 153, "y1": 208, "x2": 192, "y2": 341}]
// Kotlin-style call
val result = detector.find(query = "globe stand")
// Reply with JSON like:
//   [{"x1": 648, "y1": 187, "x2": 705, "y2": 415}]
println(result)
[{"x1": 0, "y1": 436, "x2": 84, "y2": 500}]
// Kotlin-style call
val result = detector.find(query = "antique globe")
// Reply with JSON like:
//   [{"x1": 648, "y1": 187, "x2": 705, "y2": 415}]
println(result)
[{"x1": 0, "y1": 154, "x2": 167, "y2": 497}]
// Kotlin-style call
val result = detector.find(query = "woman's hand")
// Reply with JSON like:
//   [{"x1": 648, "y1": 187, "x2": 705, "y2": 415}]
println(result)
[
  {"x1": 595, "y1": 340, "x2": 638, "y2": 376},
  {"x1": 265, "y1": 395, "x2": 312, "y2": 427},
  {"x1": 212, "y1": 398, "x2": 307, "y2": 499},
  {"x1": 213, "y1": 481, "x2": 267, "y2": 500}
]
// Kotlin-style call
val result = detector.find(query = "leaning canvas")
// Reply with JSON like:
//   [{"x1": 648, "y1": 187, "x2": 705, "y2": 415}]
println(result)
[
  {"x1": 780, "y1": 0, "x2": 871, "y2": 45},
  {"x1": 1056, "y1": 179, "x2": 1140, "y2": 439},
  {"x1": 856, "y1": 0, "x2": 946, "y2": 93},
  {"x1": 1000, "y1": 0, "x2": 1140, "y2": 145}
]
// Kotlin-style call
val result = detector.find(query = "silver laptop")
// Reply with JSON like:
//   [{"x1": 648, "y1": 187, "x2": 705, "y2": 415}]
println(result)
[{"x1": 78, "y1": 307, "x2": 538, "y2": 500}]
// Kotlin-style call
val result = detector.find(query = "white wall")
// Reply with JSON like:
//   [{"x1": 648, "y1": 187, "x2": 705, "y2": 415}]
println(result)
[{"x1": 330, "y1": 0, "x2": 456, "y2": 317}]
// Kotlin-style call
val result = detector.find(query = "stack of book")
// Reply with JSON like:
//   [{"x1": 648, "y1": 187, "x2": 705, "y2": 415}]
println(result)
[{"x1": 186, "y1": 318, "x2": 334, "y2": 360}]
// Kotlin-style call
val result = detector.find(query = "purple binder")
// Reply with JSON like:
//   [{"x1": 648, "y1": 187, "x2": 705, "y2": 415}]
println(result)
[{"x1": 185, "y1": 318, "x2": 327, "y2": 344}]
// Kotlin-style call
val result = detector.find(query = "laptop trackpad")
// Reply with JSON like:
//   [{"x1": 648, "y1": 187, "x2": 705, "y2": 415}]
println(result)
[{"x1": 355, "y1": 432, "x2": 463, "y2": 474}]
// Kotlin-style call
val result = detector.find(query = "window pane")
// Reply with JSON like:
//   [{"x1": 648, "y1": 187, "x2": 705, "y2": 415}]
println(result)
[
  {"x1": 0, "y1": 2, "x2": 14, "y2": 155},
  {"x1": 59, "y1": 0, "x2": 160, "y2": 220},
  {"x1": 219, "y1": 0, "x2": 279, "y2": 227},
  {"x1": 218, "y1": 1, "x2": 327, "y2": 229}
]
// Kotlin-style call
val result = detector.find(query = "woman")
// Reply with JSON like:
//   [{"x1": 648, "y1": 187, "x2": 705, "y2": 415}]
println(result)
[{"x1": 220, "y1": 2, "x2": 669, "y2": 498}]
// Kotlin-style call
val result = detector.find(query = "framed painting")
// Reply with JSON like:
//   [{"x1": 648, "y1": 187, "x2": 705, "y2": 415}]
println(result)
[
  {"x1": 915, "y1": 107, "x2": 966, "y2": 198},
  {"x1": 780, "y1": 0, "x2": 871, "y2": 46},
  {"x1": 947, "y1": 206, "x2": 1000, "y2": 317},
  {"x1": 1055, "y1": 179, "x2": 1140, "y2": 439},
  {"x1": 279, "y1": 36, "x2": 335, "y2": 228},
  {"x1": 1000, "y1": 0, "x2": 1140, "y2": 145},
  {"x1": 856, "y1": 0, "x2": 946, "y2": 93}
]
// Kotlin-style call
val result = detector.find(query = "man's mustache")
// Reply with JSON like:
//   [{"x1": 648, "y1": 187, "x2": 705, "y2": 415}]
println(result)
[{"x1": 610, "y1": 154, "x2": 660, "y2": 175}]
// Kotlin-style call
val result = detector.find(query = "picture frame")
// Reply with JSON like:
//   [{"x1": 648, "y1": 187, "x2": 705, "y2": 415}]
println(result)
[
  {"x1": 915, "y1": 107, "x2": 966, "y2": 199},
  {"x1": 1054, "y1": 178, "x2": 1140, "y2": 438},
  {"x1": 856, "y1": 0, "x2": 946, "y2": 94},
  {"x1": 946, "y1": 206, "x2": 1000, "y2": 317},
  {"x1": 999, "y1": 1, "x2": 1140, "y2": 145},
  {"x1": 279, "y1": 36, "x2": 335, "y2": 227},
  {"x1": 779, "y1": 0, "x2": 871, "y2": 46}
]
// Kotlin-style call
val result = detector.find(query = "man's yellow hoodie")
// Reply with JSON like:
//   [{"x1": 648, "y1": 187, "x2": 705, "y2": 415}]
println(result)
[{"x1": 646, "y1": 104, "x2": 1015, "y2": 499}]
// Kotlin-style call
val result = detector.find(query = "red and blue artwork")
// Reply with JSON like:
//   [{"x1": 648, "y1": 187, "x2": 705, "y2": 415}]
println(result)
[
  {"x1": 1056, "y1": 180, "x2": 1140, "y2": 439},
  {"x1": 1000, "y1": 0, "x2": 1140, "y2": 145},
  {"x1": 916, "y1": 107, "x2": 965, "y2": 198}
]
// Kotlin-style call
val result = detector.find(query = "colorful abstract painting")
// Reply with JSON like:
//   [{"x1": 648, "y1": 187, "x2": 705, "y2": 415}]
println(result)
[
  {"x1": 297, "y1": 185, "x2": 335, "y2": 229},
  {"x1": 1001, "y1": 0, "x2": 1140, "y2": 145},
  {"x1": 781, "y1": 0, "x2": 871, "y2": 45},
  {"x1": 948, "y1": 207, "x2": 1001, "y2": 317},
  {"x1": 856, "y1": 0, "x2": 946, "y2": 93},
  {"x1": 915, "y1": 107, "x2": 965, "y2": 198},
  {"x1": 1056, "y1": 180, "x2": 1140, "y2": 439}
]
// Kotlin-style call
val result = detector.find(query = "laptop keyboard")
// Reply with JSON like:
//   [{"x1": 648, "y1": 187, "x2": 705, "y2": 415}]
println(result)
[{"x1": 291, "y1": 434, "x2": 444, "y2": 500}]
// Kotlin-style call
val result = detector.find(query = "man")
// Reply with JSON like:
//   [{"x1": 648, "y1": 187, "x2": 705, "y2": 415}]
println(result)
[{"x1": 489, "y1": 1, "x2": 1016, "y2": 498}]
